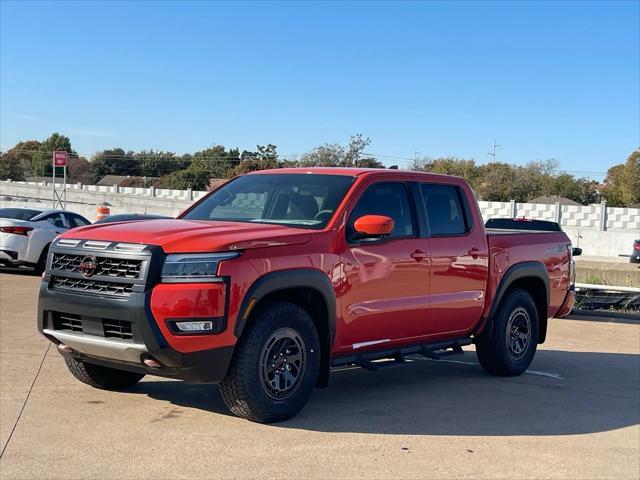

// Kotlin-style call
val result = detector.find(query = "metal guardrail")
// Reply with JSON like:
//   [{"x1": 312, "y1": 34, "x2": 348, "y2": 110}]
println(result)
[
  {"x1": 574, "y1": 283, "x2": 640, "y2": 312},
  {"x1": 575, "y1": 283, "x2": 640, "y2": 293}
]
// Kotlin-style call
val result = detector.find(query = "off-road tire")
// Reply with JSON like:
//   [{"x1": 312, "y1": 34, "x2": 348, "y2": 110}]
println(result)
[
  {"x1": 64, "y1": 356, "x2": 145, "y2": 389},
  {"x1": 476, "y1": 288, "x2": 539, "y2": 377},
  {"x1": 220, "y1": 302, "x2": 320, "y2": 423}
]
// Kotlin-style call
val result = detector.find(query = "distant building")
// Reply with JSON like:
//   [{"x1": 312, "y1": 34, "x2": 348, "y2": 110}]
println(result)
[{"x1": 529, "y1": 195, "x2": 582, "y2": 206}]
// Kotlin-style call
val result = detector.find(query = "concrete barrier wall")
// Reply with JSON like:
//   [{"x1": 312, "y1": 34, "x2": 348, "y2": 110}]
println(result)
[
  {"x1": 0, "y1": 181, "x2": 194, "y2": 219},
  {"x1": 1, "y1": 180, "x2": 638, "y2": 258},
  {"x1": 476, "y1": 199, "x2": 640, "y2": 257}
]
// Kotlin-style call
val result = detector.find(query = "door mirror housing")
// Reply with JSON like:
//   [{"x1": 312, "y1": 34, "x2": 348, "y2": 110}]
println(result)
[
  {"x1": 353, "y1": 215, "x2": 395, "y2": 239},
  {"x1": 572, "y1": 247, "x2": 582, "y2": 257}
]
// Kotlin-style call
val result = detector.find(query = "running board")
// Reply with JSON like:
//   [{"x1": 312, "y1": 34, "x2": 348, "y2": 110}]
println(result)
[{"x1": 332, "y1": 338, "x2": 471, "y2": 370}]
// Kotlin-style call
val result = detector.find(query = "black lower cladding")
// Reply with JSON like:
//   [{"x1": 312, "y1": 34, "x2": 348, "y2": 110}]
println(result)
[{"x1": 37, "y1": 280, "x2": 234, "y2": 383}]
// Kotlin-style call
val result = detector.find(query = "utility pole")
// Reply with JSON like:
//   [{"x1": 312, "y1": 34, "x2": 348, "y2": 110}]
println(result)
[{"x1": 488, "y1": 140, "x2": 501, "y2": 162}]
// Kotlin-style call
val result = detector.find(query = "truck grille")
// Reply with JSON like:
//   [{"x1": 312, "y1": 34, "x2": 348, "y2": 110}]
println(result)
[
  {"x1": 52, "y1": 253, "x2": 143, "y2": 279},
  {"x1": 50, "y1": 276, "x2": 134, "y2": 297},
  {"x1": 102, "y1": 319, "x2": 133, "y2": 340},
  {"x1": 49, "y1": 312, "x2": 135, "y2": 343},
  {"x1": 53, "y1": 312, "x2": 83, "y2": 333}
]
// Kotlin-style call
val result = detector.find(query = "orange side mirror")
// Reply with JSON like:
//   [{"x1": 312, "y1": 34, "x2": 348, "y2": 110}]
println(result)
[{"x1": 353, "y1": 215, "x2": 395, "y2": 237}]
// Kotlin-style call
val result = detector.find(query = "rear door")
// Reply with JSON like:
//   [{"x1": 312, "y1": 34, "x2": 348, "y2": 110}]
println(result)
[{"x1": 419, "y1": 182, "x2": 489, "y2": 335}]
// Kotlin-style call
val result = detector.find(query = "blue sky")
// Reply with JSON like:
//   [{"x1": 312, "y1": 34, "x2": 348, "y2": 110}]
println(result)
[{"x1": 1, "y1": 1, "x2": 638, "y2": 178}]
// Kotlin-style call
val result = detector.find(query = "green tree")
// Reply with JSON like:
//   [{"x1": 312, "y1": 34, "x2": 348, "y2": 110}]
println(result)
[
  {"x1": 67, "y1": 156, "x2": 94, "y2": 184},
  {"x1": 477, "y1": 163, "x2": 533, "y2": 202},
  {"x1": 602, "y1": 164, "x2": 626, "y2": 206},
  {"x1": 621, "y1": 149, "x2": 640, "y2": 206},
  {"x1": 0, "y1": 151, "x2": 26, "y2": 180},
  {"x1": 90, "y1": 148, "x2": 138, "y2": 179},
  {"x1": 162, "y1": 167, "x2": 210, "y2": 190},
  {"x1": 298, "y1": 143, "x2": 345, "y2": 167},
  {"x1": 135, "y1": 150, "x2": 190, "y2": 177},
  {"x1": 0, "y1": 140, "x2": 41, "y2": 180},
  {"x1": 33, "y1": 133, "x2": 74, "y2": 176},
  {"x1": 232, "y1": 144, "x2": 283, "y2": 175},
  {"x1": 298, "y1": 134, "x2": 380, "y2": 168},
  {"x1": 345, "y1": 133, "x2": 371, "y2": 167},
  {"x1": 191, "y1": 145, "x2": 240, "y2": 178},
  {"x1": 411, "y1": 156, "x2": 482, "y2": 191}
]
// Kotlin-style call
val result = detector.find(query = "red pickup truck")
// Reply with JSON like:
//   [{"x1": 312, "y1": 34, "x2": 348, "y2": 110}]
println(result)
[{"x1": 38, "y1": 168, "x2": 575, "y2": 422}]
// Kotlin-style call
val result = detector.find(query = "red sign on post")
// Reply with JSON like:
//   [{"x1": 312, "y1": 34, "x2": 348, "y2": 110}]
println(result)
[{"x1": 52, "y1": 151, "x2": 68, "y2": 167}]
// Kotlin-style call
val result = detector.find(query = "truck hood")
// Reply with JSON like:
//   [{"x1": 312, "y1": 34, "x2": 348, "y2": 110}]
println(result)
[{"x1": 60, "y1": 219, "x2": 312, "y2": 253}]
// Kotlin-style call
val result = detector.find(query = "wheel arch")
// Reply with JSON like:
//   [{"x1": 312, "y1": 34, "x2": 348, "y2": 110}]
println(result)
[
  {"x1": 234, "y1": 269, "x2": 336, "y2": 387},
  {"x1": 481, "y1": 261, "x2": 550, "y2": 344}
]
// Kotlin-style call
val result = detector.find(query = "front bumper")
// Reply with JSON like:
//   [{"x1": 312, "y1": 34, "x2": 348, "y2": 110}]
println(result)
[{"x1": 38, "y1": 280, "x2": 234, "y2": 383}]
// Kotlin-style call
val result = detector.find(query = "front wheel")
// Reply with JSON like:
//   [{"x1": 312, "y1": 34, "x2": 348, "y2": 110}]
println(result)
[
  {"x1": 475, "y1": 289, "x2": 539, "y2": 376},
  {"x1": 220, "y1": 302, "x2": 320, "y2": 423},
  {"x1": 64, "y1": 356, "x2": 145, "y2": 389}
]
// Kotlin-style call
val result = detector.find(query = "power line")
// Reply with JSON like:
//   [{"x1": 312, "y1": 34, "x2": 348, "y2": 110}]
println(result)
[{"x1": 2, "y1": 148, "x2": 609, "y2": 177}]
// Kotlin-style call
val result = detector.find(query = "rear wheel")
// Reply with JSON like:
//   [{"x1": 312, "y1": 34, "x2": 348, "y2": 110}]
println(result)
[
  {"x1": 64, "y1": 356, "x2": 145, "y2": 389},
  {"x1": 475, "y1": 289, "x2": 539, "y2": 376},
  {"x1": 220, "y1": 302, "x2": 320, "y2": 423}
]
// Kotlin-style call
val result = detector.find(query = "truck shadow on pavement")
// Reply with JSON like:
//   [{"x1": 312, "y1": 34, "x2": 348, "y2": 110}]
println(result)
[{"x1": 130, "y1": 348, "x2": 639, "y2": 436}]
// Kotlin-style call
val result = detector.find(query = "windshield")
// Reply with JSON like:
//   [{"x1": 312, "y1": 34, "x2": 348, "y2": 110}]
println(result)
[
  {"x1": 0, "y1": 208, "x2": 42, "y2": 220},
  {"x1": 182, "y1": 174, "x2": 355, "y2": 229}
]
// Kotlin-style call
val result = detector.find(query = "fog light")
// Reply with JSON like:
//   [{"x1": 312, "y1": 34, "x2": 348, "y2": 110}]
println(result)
[{"x1": 174, "y1": 321, "x2": 214, "y2": 332}]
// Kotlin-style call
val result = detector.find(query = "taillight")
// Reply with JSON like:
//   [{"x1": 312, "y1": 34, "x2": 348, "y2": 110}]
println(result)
[
  {"x1": 634, "y1": 241, "x2": 640, "y2": 251},
  {"x1": 0, "y1": 226, "x2": 33, "y2": 236},
  {"x1": 567, "y1": 244, "x2": 575, "y2": 287}
]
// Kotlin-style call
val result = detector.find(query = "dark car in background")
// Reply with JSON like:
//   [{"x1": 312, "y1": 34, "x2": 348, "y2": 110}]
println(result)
[
  {"x1": 631, "y1": 240, "x2": 640, "y2": 264},
  {"x1": 94, "y1": 213, "x2": 172, "y2": 224}
]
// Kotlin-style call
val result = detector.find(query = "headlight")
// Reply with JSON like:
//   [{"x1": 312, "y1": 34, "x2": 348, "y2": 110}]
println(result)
[{"x1": 161, "y1": 252, "x2": 239, "y2": 282}]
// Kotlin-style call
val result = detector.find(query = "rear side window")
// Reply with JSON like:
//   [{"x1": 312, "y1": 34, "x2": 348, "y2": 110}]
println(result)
[
  {"x1": 0, "y1": 208, "x2": 42, "y2": 220},
  {"x1": 421, "y1": 184, "x2": 468, "y2": 236},
  {"x1": 348, "y1": 182, "x2": 415, "y2": 238}
]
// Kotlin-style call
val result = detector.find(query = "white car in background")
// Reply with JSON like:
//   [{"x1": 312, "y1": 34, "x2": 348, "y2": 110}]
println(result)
[{"x1": 0, "y1": 208, "x2": 91, "y2": 273}]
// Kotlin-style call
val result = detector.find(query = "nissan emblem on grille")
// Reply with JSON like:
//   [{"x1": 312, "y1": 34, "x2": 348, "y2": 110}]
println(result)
[{"x1": 79, "y1": 255, "x2": 98, "y2": 277}]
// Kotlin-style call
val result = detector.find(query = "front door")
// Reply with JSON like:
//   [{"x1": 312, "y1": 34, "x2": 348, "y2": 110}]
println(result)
[{"x1": 339, "y1": 181, "x2": 430, "y2": 352}]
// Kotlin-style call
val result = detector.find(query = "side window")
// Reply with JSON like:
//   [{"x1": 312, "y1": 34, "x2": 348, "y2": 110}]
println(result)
[
  {"x1": 348, "y1": 182, "x2": 414, "y2": 239},
  {"x1": 67, "y1": 214, "x2": 90, "y2": 228},
  {"x1": 421, "y1": 184, "x2": 468, "y2": 236},
  {"x1": 43, "y1": 214, "x2": 66, "y2": 229}
]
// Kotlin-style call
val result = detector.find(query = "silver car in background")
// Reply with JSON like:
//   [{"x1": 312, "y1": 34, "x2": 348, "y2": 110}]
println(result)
[{"x1": 0, "y1": 208, "x2": 91, "y2": 273}]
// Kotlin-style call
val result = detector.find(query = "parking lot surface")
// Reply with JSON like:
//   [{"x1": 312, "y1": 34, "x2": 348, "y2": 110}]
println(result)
[{"x1": 1, "y1": 272, "x2": 639, "y2": 479}]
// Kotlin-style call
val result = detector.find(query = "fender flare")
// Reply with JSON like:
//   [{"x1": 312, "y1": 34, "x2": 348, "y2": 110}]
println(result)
[
  {"x1": 234, "y1": 268, "x2": 336, "y2": 342},
  {"x1": 480, "y1": 261, "x2": 550, "y2": 343}
]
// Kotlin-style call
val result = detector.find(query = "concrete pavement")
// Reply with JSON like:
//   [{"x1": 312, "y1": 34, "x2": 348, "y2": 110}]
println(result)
[{"x1": 1, "y1": 272, "x2": 639, "y2": 479}]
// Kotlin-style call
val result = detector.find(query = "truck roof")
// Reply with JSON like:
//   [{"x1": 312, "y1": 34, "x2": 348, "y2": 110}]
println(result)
[{"x1": 247, "y1": 167, "x2": 463, "y2": 181}]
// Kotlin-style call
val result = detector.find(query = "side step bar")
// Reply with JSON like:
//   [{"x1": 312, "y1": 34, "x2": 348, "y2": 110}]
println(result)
[{"x1": 331, "y1": 338, "x2": 471, "y2": 371}]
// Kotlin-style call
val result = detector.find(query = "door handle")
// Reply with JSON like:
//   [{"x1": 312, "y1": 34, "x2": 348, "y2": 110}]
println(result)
[
  {"x1": 468, "y1": 247, "x2": 481, "y2": 259},
  {"x1": 410, "y1": 249, "x2": 428, "y2": 260}
]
